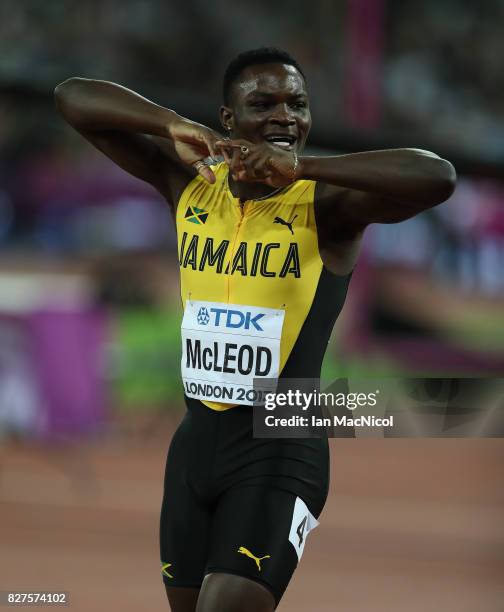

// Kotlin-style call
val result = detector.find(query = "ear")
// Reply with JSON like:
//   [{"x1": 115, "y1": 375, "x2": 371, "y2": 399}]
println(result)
[{"x1": 219, "y1": 105, "x2": 233, "y2": 133}]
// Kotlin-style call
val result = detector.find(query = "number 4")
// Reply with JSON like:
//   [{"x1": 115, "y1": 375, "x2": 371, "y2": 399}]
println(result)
[{"x1": 297, "y1": 515, "x2": 308, "y2": 546}]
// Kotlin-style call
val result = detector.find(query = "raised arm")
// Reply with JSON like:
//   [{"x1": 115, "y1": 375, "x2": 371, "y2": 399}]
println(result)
[
  {"x1": 217, "y1": 141, "x2": 455, "y2": 229},
  {"x1": 302, "y1": 148, "x2": 457, "y2": 229},
  {"x1": 54, "y1": 78, "x2": 222, "y2": 206},
  {"x1": 217, "y1": 140, "x2": 456, "y2": 274}
]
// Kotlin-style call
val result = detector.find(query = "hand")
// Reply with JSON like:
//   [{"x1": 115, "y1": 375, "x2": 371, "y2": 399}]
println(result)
[
  {"x1": 168, "y1": 116, "x2": 223, "y2": 183},
  {"x1": 215, "y1": 139, "x2": 299, "y2": 188}
]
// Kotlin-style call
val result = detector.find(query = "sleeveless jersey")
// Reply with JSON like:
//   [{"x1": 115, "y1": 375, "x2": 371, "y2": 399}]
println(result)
[{"x1": 176, "y1": 162, "x2": 351, "y2": 410}]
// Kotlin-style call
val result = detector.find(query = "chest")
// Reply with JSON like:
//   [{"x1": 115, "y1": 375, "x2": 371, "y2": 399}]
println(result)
[{"x1": 177, "y1": 198, "x2": 320, "y2": 277}]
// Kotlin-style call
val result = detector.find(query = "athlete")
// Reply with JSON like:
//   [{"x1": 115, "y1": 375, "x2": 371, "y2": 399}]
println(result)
[{"x1": 54, "y1": 48, "x2": 456, "y2": 611}]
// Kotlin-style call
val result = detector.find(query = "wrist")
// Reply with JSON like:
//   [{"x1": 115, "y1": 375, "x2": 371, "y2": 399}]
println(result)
[
  {"x1": 297, "y1": 156, "x2": 320, "y2": 181},
  {"x1": 164, "y1": 110, "x2": 184, "y2": 139},
  {"x1": 294, "y1": 154, "x2": 305, "y2": 181}
]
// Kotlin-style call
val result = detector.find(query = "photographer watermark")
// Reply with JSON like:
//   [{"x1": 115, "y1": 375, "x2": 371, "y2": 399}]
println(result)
[{"x1": 252, "y1": 378, "x2": 504, "y2": 438}]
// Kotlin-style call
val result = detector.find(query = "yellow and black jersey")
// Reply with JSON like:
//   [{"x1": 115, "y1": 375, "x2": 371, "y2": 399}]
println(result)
[{"x1": 176, "y1": 162, "x2": 351, "y2": 410}]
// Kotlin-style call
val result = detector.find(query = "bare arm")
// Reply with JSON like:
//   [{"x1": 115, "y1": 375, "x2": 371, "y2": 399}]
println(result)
[
  {"x1": 305, "y1": 149, "x2": 456, "y2": 273},
  {"x1": 218, "y1": 140, "x2": 456, "y2": 273},
  {"x1": 217, "y1": 140, "x2": 456, "y2": 228},
  {"x1": 54, "y1": 78, "x2": 221, "y2": 206},
  {"x1": 303, "y1": 148, "x2": 457, "y2": 230}
]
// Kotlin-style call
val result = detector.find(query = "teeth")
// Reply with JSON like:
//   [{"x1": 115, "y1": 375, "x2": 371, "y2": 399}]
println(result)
[{"x1": 266, "y1": 138, "x2": 292, "y2": 148}]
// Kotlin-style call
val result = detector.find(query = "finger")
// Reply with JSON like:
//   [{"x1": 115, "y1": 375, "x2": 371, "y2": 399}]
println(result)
[
  {"x1": 227, "y1": 150, "x2": 263, "y2": 181},
  {"x1": 193, "y1": 160, "x2": 216, "y2": 184},
  {"x1": 203, "y1": 136, "x2": 217, "y2": 161},
  {"x1": 246, "y1": 159, "x2": 265, "y2": 180},
  {"x1": 237, "y1": 159, "x2": 270, "y2": 182},
  {"x1": 216, "y1": 139, "x2": 252, "y2": 150},
  {"x1": 244, "y1": 154, "x2": 273, "y2": 178},
  {"x1": 235, "y1": 168, "x2": 261, "y2": 182},
  {"x1": 265, "y1": 156, "x2": 274, "y2": 169},
  {"x1": 232, "y1": 166, "x2": 247, "y2": 181},
  {"x1": 230, "y1": 147, "x2": 242, "y2": 173},
  {"x1": 222, "y1": 148, "x2": 232, "y2": 165},
  {"x1": 216, "y1": 141, "x2": 232, "y2": 165},
  {"x1": 199, "y1": 165, "x2": 216, "y2": 184},
  {"x1": 216, "y1": 140, "x2": 239, "y2": 168},
  {"x1": 215, "y1": 139, "x2": 232, "y2": 149}
]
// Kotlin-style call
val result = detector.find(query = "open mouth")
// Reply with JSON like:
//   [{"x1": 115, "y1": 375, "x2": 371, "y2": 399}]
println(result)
[{"x1": 264, "y1": 135, "x2": 297, "y2": 150}]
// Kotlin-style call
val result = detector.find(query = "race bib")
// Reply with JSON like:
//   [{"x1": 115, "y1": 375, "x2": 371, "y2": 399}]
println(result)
[
  {"x1": 181, "y1": 300, "x2": 285, "y2": 405},
  {"x1": 288, "y1": 497, "x2": 319, "y2": 561}
]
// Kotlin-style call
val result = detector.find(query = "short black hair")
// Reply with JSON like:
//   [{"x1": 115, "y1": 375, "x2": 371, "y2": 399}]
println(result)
[{"x1": 223, "y1": 47, "x2": 306, "y2": 105}]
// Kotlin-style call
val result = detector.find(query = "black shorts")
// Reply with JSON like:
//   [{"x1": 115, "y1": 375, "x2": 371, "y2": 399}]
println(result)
[{"x1": 159, "y1": 397, "x2": 329, "y2": 606}]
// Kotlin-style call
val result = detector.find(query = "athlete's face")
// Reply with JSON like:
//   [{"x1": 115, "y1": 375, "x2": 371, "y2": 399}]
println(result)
[{"x1": 220, "y1": 63, "x2": 311, "y2": 153}]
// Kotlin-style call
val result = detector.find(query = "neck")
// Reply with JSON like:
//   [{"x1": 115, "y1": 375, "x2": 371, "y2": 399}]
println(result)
[{"x1": 228, "y1": 173, "x2": 278, "y2": 202}]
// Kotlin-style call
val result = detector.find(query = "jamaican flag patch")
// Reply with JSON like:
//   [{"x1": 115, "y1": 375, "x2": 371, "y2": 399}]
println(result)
[{"x1": 185, "y1": 205, "x2": 208, "y2": 225}]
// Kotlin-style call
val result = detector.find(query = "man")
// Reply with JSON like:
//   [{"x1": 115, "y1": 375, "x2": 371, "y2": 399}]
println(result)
[{"x1": 55, "y1": 47, "x2": 456, "y2": 612}]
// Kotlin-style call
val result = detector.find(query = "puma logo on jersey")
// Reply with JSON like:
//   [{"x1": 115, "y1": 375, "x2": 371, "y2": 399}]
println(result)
[
  {"x1": 273, "y1": 215, "x2": 297, "y2": 235},
  {"x1": 237, "y1": 546, "x2": 271, "y2": 571},
  {"x1": 161, "y1": 562, "x2": 174, "y2": 579}
]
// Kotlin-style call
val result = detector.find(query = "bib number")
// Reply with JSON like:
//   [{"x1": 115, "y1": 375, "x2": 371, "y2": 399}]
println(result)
[
  {"x1": 181, "y1": 300, "x2": 284, "y2": 405},
  {"x1": 288, "y1": 497, "x2": 319, "y2": 560}
]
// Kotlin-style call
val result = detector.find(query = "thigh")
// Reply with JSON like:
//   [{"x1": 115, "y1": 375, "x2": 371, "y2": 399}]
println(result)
[
  {"x1": 165, "y1": 585, "x2": 200, "y2": 612},
  {"x1": 204, "y1": 486, "x2": 320, "y2": 607},
  {"x1": 196, "y1": 573, "x2": 274, "y2": 612},
  {"x1": 160, "y1": 422, "x2": 211, "y2": 593}
]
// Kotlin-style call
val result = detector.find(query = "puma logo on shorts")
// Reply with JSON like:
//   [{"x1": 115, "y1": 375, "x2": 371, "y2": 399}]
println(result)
[{"x1": 237, "y1": 546, "x2": 271, "y2": 571}]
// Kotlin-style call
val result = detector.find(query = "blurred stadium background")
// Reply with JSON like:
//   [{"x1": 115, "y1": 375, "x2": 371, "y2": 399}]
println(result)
[{"x1": 0, "y1": 1, "x2": 503, "y2": 611}]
